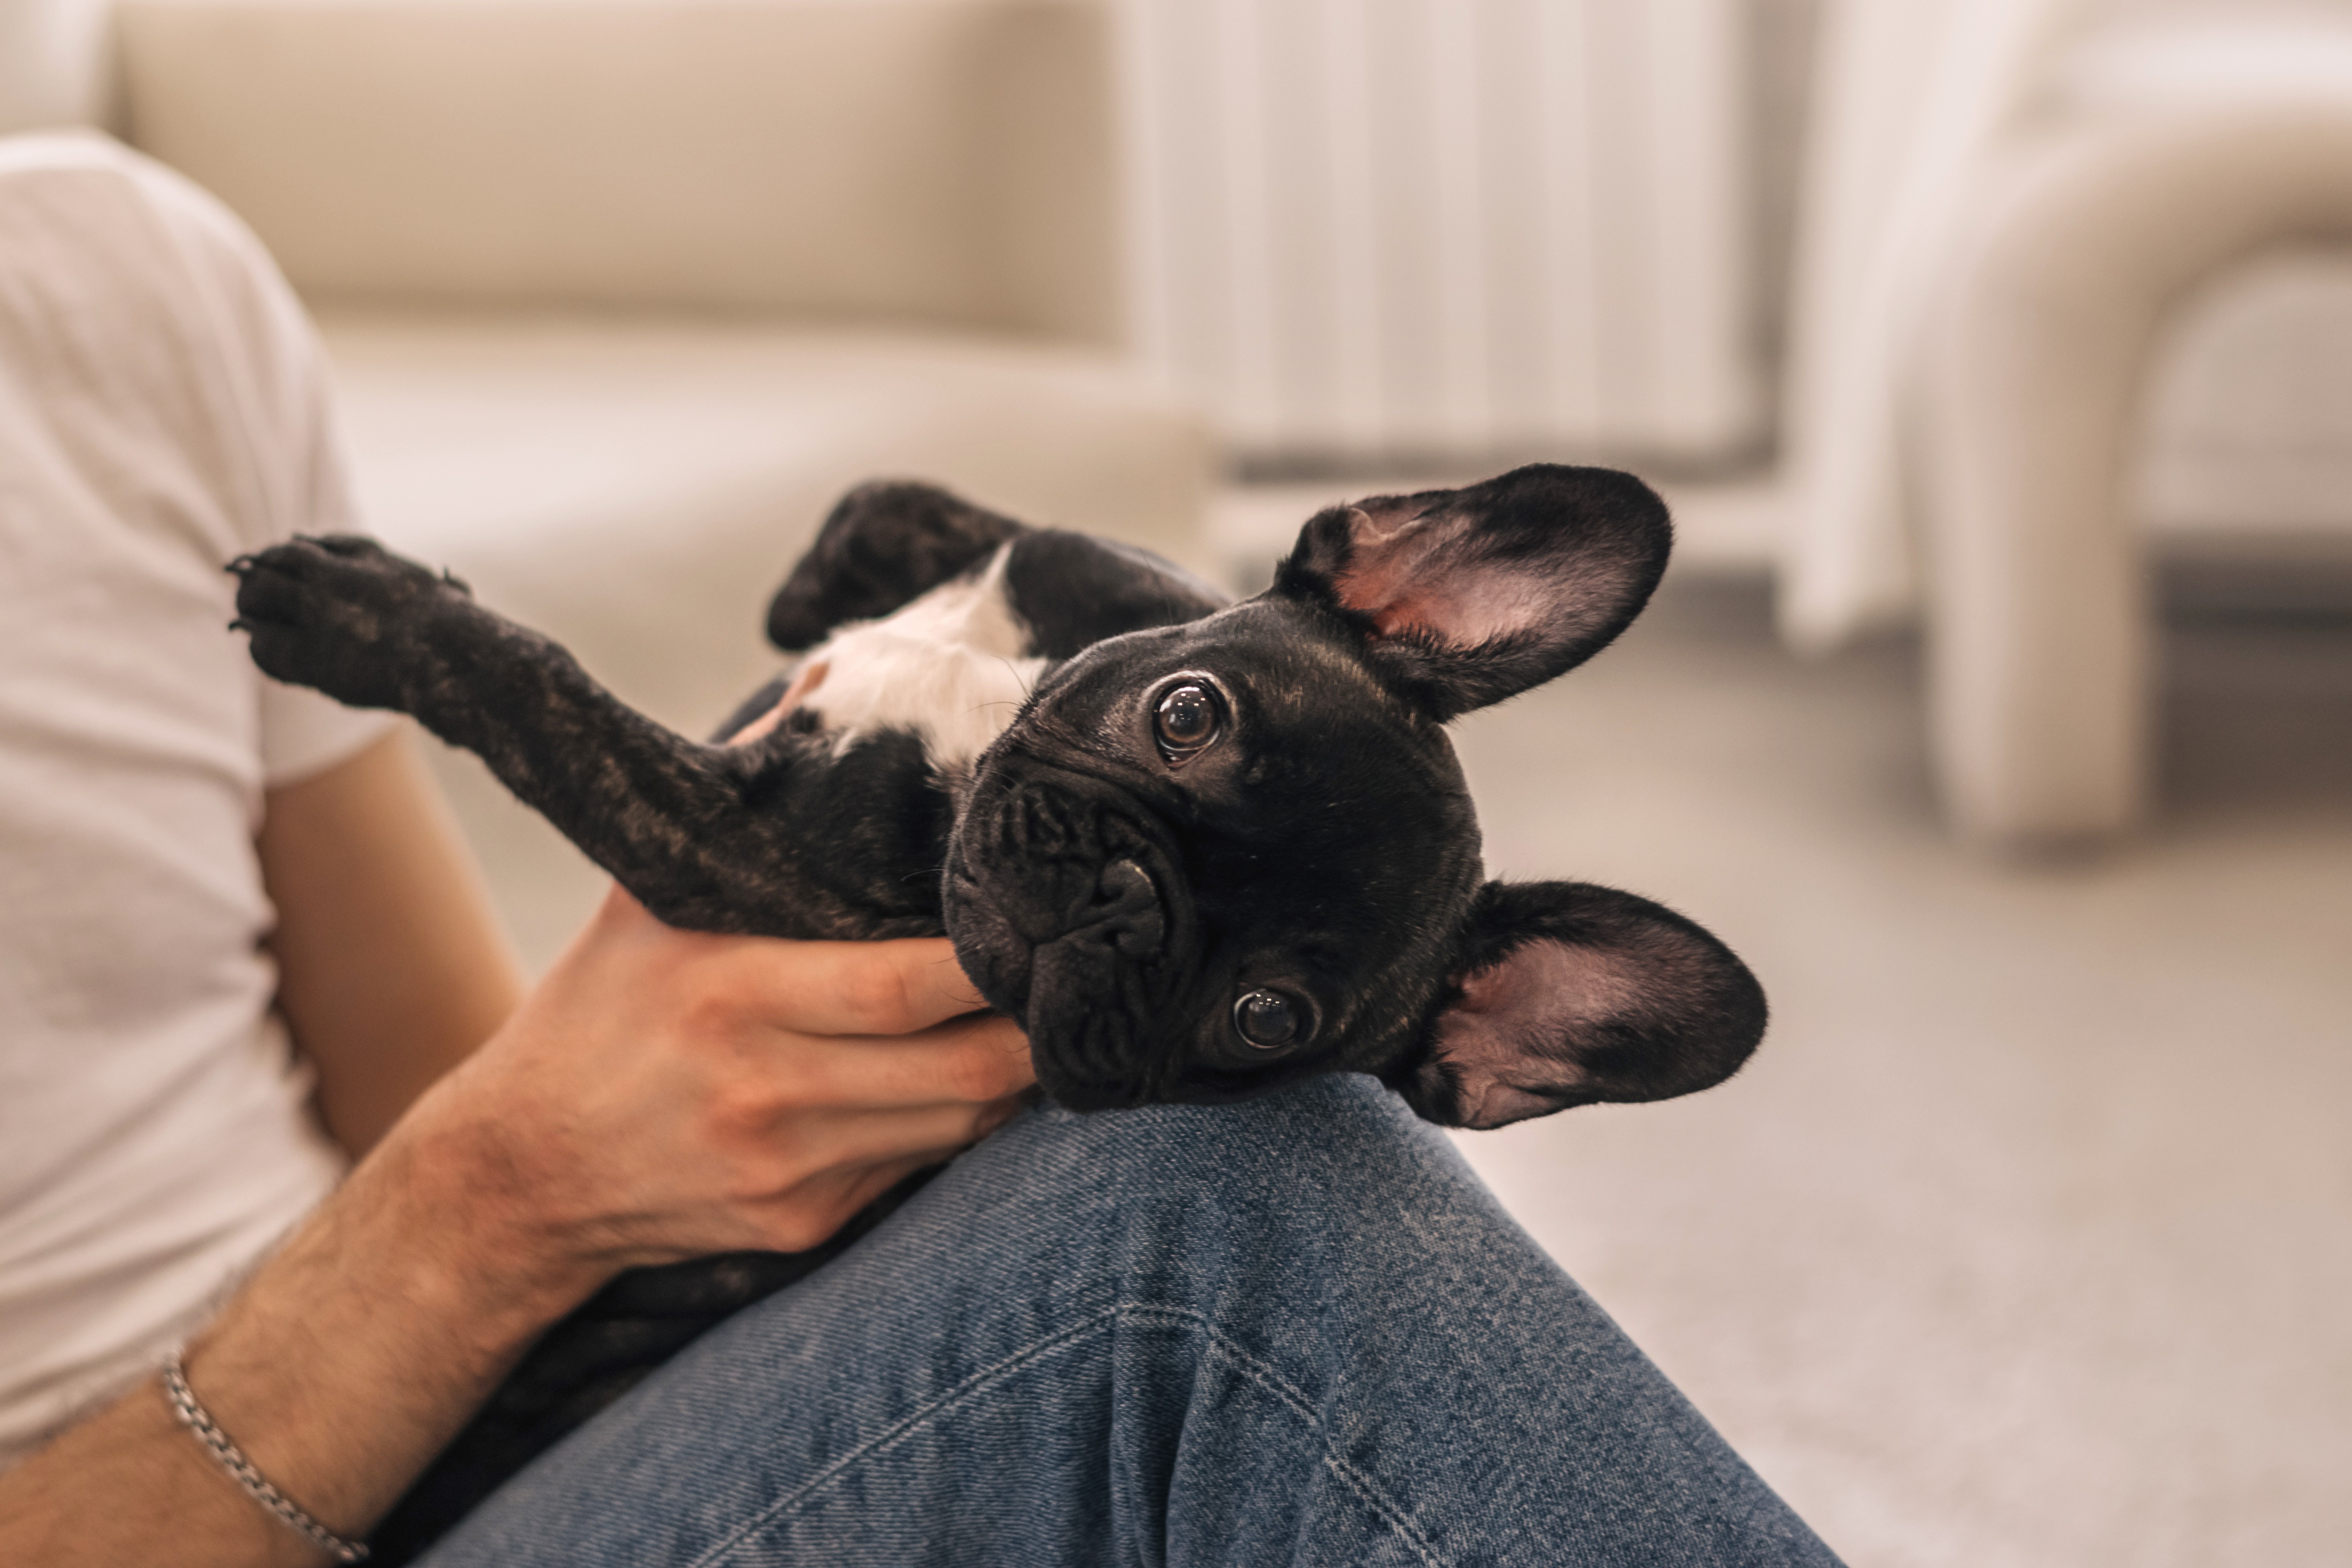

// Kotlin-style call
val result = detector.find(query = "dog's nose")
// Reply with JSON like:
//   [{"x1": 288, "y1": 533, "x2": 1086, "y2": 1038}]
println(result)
[{"x1": 1089, "y1": 858, "x2": 1165, "y2": 958}]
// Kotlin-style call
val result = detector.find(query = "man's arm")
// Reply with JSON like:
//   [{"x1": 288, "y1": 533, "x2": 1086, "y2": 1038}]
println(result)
[
  {"x1": 0, "y1": 893, "x2": 1034, "y2": 1565},
  {"x1": 259, "y1": 727, "x2": 525, "y2": 1156}
]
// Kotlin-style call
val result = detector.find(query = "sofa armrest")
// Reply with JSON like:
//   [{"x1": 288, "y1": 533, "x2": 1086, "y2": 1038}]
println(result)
[{"x1": 116, "y1": 0, "x2": 1119, "y2": 344}]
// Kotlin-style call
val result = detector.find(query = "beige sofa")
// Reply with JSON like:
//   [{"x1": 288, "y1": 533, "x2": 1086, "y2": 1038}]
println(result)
[{"x1": 109, "y1": 0, "x2": 1213, "y2": 957}]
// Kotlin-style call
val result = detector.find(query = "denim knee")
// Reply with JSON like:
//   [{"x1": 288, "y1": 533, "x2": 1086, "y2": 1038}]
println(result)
[{"x1": 425, "y1": 1073, "x2": 1841, "y2": 1568}]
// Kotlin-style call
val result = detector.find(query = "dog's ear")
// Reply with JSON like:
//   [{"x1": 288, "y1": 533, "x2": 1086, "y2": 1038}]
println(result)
[
  {"x1": 1390, "y1": 881, "x2": 1765, "y2": 1131},
  {"x1": 1272, "y1": 464, "x2": 1670, "y2": 719}
]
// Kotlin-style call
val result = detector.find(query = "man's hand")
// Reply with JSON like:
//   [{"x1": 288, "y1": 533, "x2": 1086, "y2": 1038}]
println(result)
[
  {"x1": 0, "y1": 890, "x2": 1033, "y2": 1566},
  {"x1": 419, "y1": 884, "x2": 1036, "y2": 1287}
]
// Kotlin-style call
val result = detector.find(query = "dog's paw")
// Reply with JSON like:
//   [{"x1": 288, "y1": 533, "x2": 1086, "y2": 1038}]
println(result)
[{"x1": 229, "y1": 535, "x2": 471, "y2": 710}]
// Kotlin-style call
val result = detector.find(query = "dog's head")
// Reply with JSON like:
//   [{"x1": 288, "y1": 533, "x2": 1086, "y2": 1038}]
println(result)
[{"x1": 942, "y1": 465, "x2": 1766, "y2": 1129}]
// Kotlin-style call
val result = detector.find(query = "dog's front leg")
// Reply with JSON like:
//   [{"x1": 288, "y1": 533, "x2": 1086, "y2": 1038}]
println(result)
[{"x1": 230, "y1": 536, "x2": 913, "y2": 938}]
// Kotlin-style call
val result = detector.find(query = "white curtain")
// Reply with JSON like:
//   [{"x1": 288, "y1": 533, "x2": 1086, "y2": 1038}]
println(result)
[{"x1": 1115, "y1": 0, "x2": 1759, "y2": 466}]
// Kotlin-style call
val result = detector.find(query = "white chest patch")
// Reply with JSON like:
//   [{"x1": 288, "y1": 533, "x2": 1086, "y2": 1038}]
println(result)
[{"x1": 786, "y1": 544, "x2": 1047, "y2": 769}]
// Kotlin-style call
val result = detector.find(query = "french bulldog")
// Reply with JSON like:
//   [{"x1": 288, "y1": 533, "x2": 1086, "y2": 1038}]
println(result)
[{"x1": 230, "y1": 462, "x2": 1766, "y2": 1556}]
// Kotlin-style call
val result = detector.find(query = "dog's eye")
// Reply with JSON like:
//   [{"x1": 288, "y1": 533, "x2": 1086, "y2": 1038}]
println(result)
[
  {"x1": 1154, "y1": 682, "x2": 1221, "y2": 759},
  {"x1": 1233, "y1": 989, "x2": 1307, "y2": 1051}
]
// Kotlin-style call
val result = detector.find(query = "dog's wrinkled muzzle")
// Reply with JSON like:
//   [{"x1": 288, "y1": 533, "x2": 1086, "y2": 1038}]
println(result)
[
  {"x1": 1087, "y1": 858, "x2": 1165, "y2": 957},
  {"x1": 942, "y1": 768, "x2": 1194, "y2": 1109}
]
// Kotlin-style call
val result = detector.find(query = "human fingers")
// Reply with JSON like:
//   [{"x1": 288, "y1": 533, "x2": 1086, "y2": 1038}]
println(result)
[
  {"x1": 781, "y1": 1094, "x2": 1025, "y2": 1180},
  {"x1": 755, "y1": 1011, "x2": 1034, "y2": 1111},
  {"x1": 703, "y1": 1019, "x2": 1030, "y2": 1141},
  {"x1": 741, "y1": 936, "x2": 998, "y2": 1037}
]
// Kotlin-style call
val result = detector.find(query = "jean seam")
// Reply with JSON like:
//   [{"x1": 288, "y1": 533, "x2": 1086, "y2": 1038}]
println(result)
[
  {"x1": 684, "y1": 1305, "x2": 1129, "y2": 1568},
  {"x1": 690, "y1": 1301, "x2": 1445, "y2": 1568},
  {"x1": 1118, "y1": 1306, "x2": 1445, "y2": 1568}
]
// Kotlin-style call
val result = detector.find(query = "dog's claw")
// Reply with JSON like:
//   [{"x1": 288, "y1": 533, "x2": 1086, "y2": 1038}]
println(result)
[{"x1": 225, "y1": 535, "x2": 464, "y2": 711}]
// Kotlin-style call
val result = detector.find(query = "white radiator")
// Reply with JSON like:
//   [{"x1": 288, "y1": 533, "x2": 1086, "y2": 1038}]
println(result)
[{"x1": 1116, "y1": 0, "x2": 1760, "y2": 468}]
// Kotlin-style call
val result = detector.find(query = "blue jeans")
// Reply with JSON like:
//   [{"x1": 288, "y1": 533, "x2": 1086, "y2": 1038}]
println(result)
[{"x1": 419, "y1": 1076, "x2": 1840, "y2": 1567}]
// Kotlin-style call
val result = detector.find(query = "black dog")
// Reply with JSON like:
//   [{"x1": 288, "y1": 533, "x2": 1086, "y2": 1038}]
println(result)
[{"x1": 232, "y1": 462, "x2": 1766, "y2": 1555}]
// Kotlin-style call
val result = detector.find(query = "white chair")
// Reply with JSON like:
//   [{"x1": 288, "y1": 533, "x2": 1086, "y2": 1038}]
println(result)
[
  {"x1": 1784, "y1": 1, "x2": 2352, "y2": 849},
  {"x1": 1921, "y1": 87, "x2": 2352, "y2": 847}
]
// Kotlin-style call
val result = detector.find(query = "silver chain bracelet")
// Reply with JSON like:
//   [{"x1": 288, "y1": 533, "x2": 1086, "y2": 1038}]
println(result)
[{"x1": 161, "y1": 1348, "x2": 371, "y2": 1563}]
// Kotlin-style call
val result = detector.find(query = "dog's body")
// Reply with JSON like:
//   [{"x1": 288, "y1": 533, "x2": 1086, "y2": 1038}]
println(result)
[{"x1": 232, "y1": 464, "x2": 1769, "y2": 1558}]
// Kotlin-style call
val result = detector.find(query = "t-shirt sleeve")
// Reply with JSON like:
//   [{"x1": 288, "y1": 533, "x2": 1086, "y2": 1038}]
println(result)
[
  {"x1": 257, "y1": 677, "x2": 397, "y2": 788},
  {"x1": 139, "y1": 152, "x2": 400, "y2": 788}
]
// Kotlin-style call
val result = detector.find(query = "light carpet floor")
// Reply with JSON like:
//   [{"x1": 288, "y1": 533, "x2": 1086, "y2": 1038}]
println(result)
[{"x1": 1441, "y1": 573, "x2": 2350, "y2": 1568}]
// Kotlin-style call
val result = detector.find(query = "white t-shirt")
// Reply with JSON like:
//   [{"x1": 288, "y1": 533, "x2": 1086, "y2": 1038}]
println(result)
[{"x1": 0, "y1": 132, "x2": 394, "y2": 1464}]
